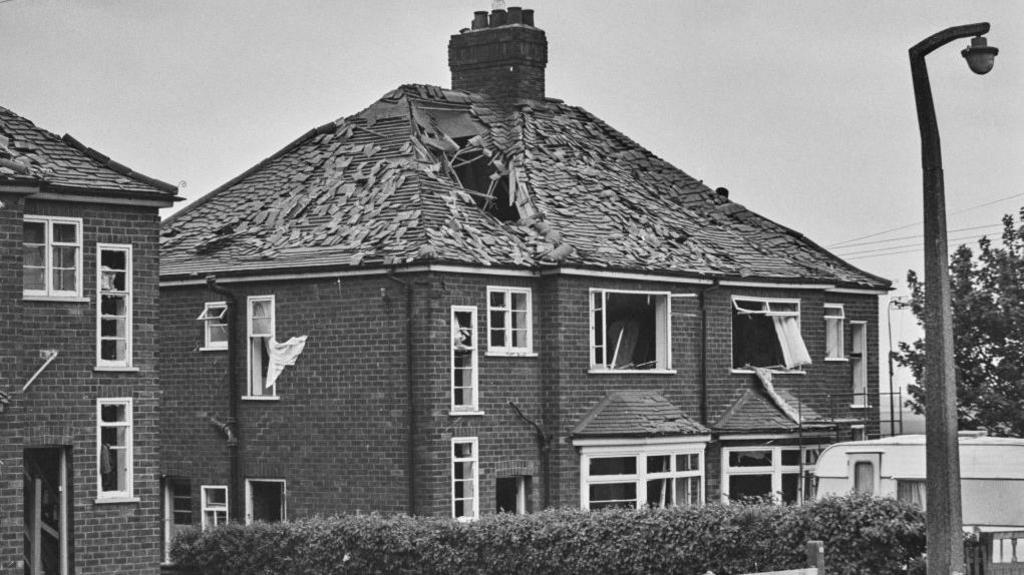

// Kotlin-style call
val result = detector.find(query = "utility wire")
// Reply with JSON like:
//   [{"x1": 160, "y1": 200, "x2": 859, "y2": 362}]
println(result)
[
  {"x1": 831, "y1": 223, "x2": 1003, "y2": 252},
  {"x1": 842, "y1": 236, "x2": 1006, "y2": 260}
]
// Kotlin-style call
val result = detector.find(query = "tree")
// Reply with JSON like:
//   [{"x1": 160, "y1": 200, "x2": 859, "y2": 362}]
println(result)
[{"x1": 895, "y1": 210, "x2": 1024, "y2": 436}]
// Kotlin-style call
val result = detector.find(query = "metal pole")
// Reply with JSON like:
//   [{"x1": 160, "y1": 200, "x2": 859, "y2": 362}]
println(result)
[{"x1": 909, "y1": 22, "x2": 990, "y2": 575}]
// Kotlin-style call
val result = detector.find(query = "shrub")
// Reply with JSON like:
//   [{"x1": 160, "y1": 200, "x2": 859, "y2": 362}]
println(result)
[{"x1": 171, "y1": 495, "x2": 925, "y2": 575}]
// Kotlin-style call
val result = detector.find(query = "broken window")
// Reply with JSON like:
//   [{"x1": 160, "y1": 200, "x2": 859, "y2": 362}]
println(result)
[
  {"x1": 246, "y1": 479, "x2": 286, "y2": 524},
  {"x1": 590, "y1": 290, "x2": 670, "y2": 371},
  {"x1": 722, "y1": 446, "x2": 817, "y2": 504},
  {"x1": 496, "y1": 476, "x2": 531, "y2": 514},
  {"x1": 97, "y1": 244, "x2": 132, "y2": 368},
  {"x1": 201, "y1": 485, "x2": 228, "y2": 529},
  {"x1": 850, "y1": 321, "x2": 868, "y2": 406},
  {"x1": 197, "y1": 301, "x2": 229, "y2": 350},
  {"x1": 247, "y1": 296, "x2": 275, "y2": 398},
  {"x1": 487, "y1": 286, "x2": 532, "y2": 355},
  {"x1": 580, "y1": 446, "x2": 704, "y2": 510},
  {"x1": 23, "y1": 216, "x2": 82, "y2": 298},
  {"x1": 163, "y1": 478, "x2": 192, "y2": 563},
  {"x1": 452, "y1": 438, "x2": 479, "y2": 521},
  {"x1": 97, "y1": 398, "x2": 133, "y2": 500},
  {"x1": 824, "y1": 304, "x2": 845, "y2": 360},
  {"x1": 451, "y1": 306, "x2": 479, "y2": 412},
  {"x1": 731, "y1": 298, "x2": 810, "y2": 370}
]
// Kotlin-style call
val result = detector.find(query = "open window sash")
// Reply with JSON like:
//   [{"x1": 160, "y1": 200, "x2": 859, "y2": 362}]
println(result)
[{"x1": 772, "y1": 316, "x2": 811, "y2": 369}]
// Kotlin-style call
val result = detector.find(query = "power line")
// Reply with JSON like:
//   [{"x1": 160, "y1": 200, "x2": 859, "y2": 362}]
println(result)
[
  {"x1": 830, "y1": 223, "x2": 1003, "y2": 252},
  {"x1": 841, "y1": 235, "x2": 1006, "y2": 260}
]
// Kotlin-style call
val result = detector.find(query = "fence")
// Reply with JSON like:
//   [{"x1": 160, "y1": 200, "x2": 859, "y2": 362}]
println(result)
[{"x1": 966, "y1": 531, "x2": 1024, "y2": 575}]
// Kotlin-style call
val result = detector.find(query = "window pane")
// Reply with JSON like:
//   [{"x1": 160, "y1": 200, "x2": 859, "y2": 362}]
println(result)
[
  {"x1": 781, "y1": 473, "x2": 799, "y2": 503},
  {"x1": 52, "y1": 223, "x2": 77, "y2": 243},
  {"x1": 646, "y1": 478, "x2": 673, "y2": 508},
  {"x1": 24, "y1": 244, "x2": 44, "y2": 267},
  {"x1": 677, "y1": 453, "x2": 700, "y2": 472},
  {"x1": 511, "y1": 292, "x2": 528, "y2": 311},
  {"x1": 677, "y1": 476, "x2": 702, "y2": 506},
  {"x1": 728, "y1": 475, "x2": 772, "y2": 500},
  {"x1": 23, "y1": 265, "x2": 45, "y2": 291},
  {"x1": 728, "y1": 450, "x2": 772, "y2": 467},
  {"x1": 102, "y1": 294, "x2": 127, "y2": 317},
  {"x1": 853, "y1": 462, "x2": 874, "y2": 494},
  {"x1": 250, "y1": 482, "x2": 284, "y2": 523},
  {"x1": 101, "y1": 339, "x2": 127, "y2": 361},
  {"x1": 512, "y1": 328, "x2": 528, "y2": 348},
  {"x1": 205, "y1": 488, "x2": 226, "y2": 506},
  {"x1": 209, "y1": 324, "x2": 228, "y2": 343},
  {"x1": 589, "y1": 457, "x2": 636, "y2": 476},
  {"x1": 454, "y1": 442, "x2": 474, "y2": 459},
  {"x1": 24, "y1": 221, "x2": 45, "y2": 243},
  {"x1": 511, "y1": 311, "x2": 528, "y2": 331},
  {"x1": 589, "y1": 483, "x2": 636, "y2": 508},
  {"x1": 101, "y1": 404, "x2": 126, "y2": 423},
  {"x1": 101, "y1": 249, "x2": 127, "y2": 270},
  {"x1": 54, "y1": 268, "x2": 77, "y2": 292},
  {"x1": 53, "y1": 244, "x2": 77, "y2": 268},
  {"x1": 781, "y1": 450, "x2": 801, "y2": 466},
  {"x1": 252, "y1": 317, "x2": 271, "y2": 335},
  {"x1": 489, "y1": 291, "x2": 506, "y2": 308},
  {"x1": 646, "y1": 455, "x2": 671, "y2": 474}
]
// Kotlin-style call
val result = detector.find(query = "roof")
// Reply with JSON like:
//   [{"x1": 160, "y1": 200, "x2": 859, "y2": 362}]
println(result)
[
  {"x1": 571, "y1": 390, "x2": 709, "y2": 438},
  {"x1": 161, "y1": 84, "x2": 889, "y2": 289},
  {"x1": 0, "y1": 105, "x2": 179, "y2": 199},
  {"x1": 712, "y1": 378, "x2": 832, "y2": 434}
]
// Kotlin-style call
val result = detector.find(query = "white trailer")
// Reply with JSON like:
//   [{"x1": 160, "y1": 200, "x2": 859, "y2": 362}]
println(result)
[{"x1": 814, "y1": 433, "x2": 1024, "y2": 531}]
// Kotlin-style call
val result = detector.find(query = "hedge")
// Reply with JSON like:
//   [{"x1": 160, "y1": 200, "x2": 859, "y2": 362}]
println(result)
[{"x1": 171, "y1": 494, "x2": 924, "y2": 575}]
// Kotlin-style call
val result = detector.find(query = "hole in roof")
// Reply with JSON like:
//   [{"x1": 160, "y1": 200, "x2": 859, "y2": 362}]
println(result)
[{"x1": 452, "y1": 136, "x2": 519, "y2": 223}]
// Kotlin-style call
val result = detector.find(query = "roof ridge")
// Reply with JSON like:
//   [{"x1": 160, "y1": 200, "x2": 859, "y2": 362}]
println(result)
[{"x1": 61, "y1": 134, "x2": 178, "y2": 194}]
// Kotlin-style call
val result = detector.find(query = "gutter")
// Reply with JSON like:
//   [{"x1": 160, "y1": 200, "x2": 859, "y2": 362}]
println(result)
[
  {"x1": 386, "y1": 271, "x2": 417, "y2": 515},
  {"x1": 205, "y1": 276, "x2": 242, "y2": 522}
]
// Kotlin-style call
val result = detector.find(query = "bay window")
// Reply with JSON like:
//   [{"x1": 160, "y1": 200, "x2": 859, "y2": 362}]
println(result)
[{"x1": 580, "y1": 443, "x2": 705, "y2": 510}]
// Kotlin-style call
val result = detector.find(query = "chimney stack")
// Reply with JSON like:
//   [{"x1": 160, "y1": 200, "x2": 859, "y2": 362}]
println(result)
[{"x1": 448, "y1": 6, "x2": 548, "y2": 105}]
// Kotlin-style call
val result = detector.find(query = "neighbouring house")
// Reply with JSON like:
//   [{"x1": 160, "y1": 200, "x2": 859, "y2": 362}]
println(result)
[
  {"x1": 157, "y1": 6, "x2": 890, "y2": 548},
  {"x1": 0, "y1": 107, "x2": 180, "y2": 574}
]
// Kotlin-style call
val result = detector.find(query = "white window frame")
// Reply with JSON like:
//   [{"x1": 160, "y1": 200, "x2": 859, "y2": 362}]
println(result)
[
  {"x1": 244, "y1": 478, "x2": 287, "y2": 524},
  {"x1": 720, "y1": 445, "x2": 818, "y2": 504},
  {"x1": 96, "y1": 397, "x2": 134, "y2": 501},
  {"x1": 246, "y1": 295, "x2": 277, "y2": 399},
  {"x1": 850, "y1": 321, "x2": 869, "y2": 407},
  {"x1": 95, "y1": 244, "x2": 133, "y2": 369},
  {"x1": 589, "y1": 289, "x2": 672, "y2": 373},
  {"x1": 486, "y1": 286, "x2": 534, "y2": 356},
  {"x1": 824, "y1": 304, "x2": 846, "y2": 361},
  {"x1": 578, "y1": 439, "x2": 707, "y2": 510},
  {"x1": 451, "y1": 306, "x2": 480, "y2": 413},
  {"x1": 200, "y1": 485, "x2": 229, "y2": 530},
  {"x1": 23, "y1": 215, "x2": 83, "y2": 299},
  {"x1": 731, "y1": 296, "x2": 808, "y2": 372},
  {"x1": 452, "y1": 437, "x2": 479, "y2": 521},
  {"x1": 197, "y1": 301, "x2": 229, "y2": 351},
  {"x1": 162, "y1": 478, "x2": 192, "y2": 564},
  {"x1": 848, "y1": 452, "x2": 881, "y2": 495}
]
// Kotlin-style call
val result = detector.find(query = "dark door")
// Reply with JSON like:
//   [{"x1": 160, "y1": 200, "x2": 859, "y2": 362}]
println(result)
[{"x1": 23, "y1": 448, "x2": 69, "y2": 575}]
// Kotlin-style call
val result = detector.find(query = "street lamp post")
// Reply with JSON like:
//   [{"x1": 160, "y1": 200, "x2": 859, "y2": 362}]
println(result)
[{"x1": 909, "y1": 23, "x2": 997, "y2": 575}]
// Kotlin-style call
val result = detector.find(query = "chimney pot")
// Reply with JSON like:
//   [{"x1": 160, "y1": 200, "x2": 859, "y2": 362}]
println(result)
[
  {"x1": 490, "y1": 8, "x2": 507, "y2": 27},
  {"x1": 522, "y1": 9, "x2": 534, "y2": 26},
  {"x1": 472, "y1": 11, "x2": 489, "y2": 30},
  {"x1": 507, "y1": 7, "x2": 523, "y2": 24},
  {"x1": 715, "y1": 187, "x2": 730, "y2": 199}
]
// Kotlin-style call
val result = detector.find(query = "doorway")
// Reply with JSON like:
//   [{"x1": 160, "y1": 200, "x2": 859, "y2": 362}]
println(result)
[{"x1": 23, "y1": 448, "x2": 70, "y2": 575}]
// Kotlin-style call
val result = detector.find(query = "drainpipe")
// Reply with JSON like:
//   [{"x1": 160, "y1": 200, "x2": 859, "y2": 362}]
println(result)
[
  {"x1": 386, "y1": 271, "x2": 417, "y2": 515},
  {"x1": 206, "y1": 276, "x2": 242, "y2": 522},
  {"x1": 697, "y1": 280, "x2": 720, "y2": 425},
  {"x1": 508, "y1": 401, "x2": 551, "y2": 508}
]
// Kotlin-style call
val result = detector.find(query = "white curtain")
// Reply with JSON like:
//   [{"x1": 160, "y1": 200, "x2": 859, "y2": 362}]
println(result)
[
  {"x1": 266, "y1": 335, "x2": 308, "y2": 388},
  {"x1": 771, "y1": 316, "x2": 812, "y2": 369},
  {"x1": 897, "y1": 480, "x2": 926, "y2": 510}
]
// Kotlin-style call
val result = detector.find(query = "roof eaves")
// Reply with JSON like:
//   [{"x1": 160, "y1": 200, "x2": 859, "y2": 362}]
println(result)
[{"x1": 60, "y1": 134, "x2": 180, "y2": 197}]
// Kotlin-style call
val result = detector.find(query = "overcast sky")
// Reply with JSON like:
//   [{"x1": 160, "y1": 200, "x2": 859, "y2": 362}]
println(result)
[{"x1": 2, "y1": 0, "x2": 1022, "y2": 398}]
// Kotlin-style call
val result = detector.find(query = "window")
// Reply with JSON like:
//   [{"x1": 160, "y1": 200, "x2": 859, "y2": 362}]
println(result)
[
  {"x1": 245, "y1": 479, "x2": 286, "y2": 524},
  {"x1": 201, "y1": 486, "x2": 228, "y2": 529},
  {"x1": 487, "y1": 287, "x2": 533, "y2": 354},
  {"x1": 896, "y1": 479, "x2": 926, "y2": 509},
  {"x1": 197, "y1": 301, "x2": 228, "y2": 350},
  {"x1": 247, "y1": 296, "x2": 275, "y2": 398},
  {"x1": 97, "y1": 398, "x2": 133, "y2": 500},
  {"x1": 163, "y1": 478, "x2": 192, "y2": 563},
  {"x1": 23, "y1": 216, "x2": 82, "y2": 298},
  {"x1": 732, "y1": 298, "x2": 810, "y2": 370},
  {"x1": 496, "y1": 476, "x2": 531, "y2": 514},
  {"x1": 451, "y1": 306, "x2": 479, "y2": 412},
  {"x1": 580, "y1": 446, "x2": 704, "y2": 510},
  {"x1": 721, "y1": 446, "x2": 818, "y2": 504},
  {"x1": 590, "y1": 290, "x2": 670, "y2": 371},
  {"x1": 850, "y1": 322, "x2": 868, "y2": 407},
  {"x1": 96, "y1": 244, "x2": 132, "y2": 367},
  {"x1": 824, "y1": 304, "x2": 845, "y2": 360},
  {"x1": 851, "y1": 425, "x2": 867, "y2": 441},
  {"x1": 452, "y1": 437, "x2": 479, "y2": 521},
  {"x1": 853, "y1": 461, "x2": 874, "y2": 494}
]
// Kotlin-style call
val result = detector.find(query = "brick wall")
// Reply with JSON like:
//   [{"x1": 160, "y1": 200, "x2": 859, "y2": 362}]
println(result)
[
  {"x1": 448, "y1": 25, "x2": 547, "y2": 104},
  {"x1": 1, "y1": 197, "x2": 163, "y2": 574}
]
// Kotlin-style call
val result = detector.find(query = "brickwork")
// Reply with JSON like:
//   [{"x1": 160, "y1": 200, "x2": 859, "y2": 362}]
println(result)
[
  {"x1": 1, "y1": 196, "x2": 163, "y2": 574},
  {"x1": 449, "y1": 25, "x2": 547, "y2": 104}
]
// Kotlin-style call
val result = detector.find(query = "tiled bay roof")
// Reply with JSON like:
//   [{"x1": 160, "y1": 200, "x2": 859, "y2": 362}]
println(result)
[
  {"x1": 0, "y1": 106, "x2": 178, "y2": 198},
  {"x1": 571, "y1": 391, "x2": 709, "y2": 438},
  {"x1": 161, "y1": 85, "x2": 888, "y2": 289},
  {"x1": 712, "y1": 381, "x2": 832, "y2": 434}
]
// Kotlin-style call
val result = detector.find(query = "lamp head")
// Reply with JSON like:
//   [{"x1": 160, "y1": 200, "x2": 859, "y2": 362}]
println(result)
[{"x1": 962, "y1": 35, "x2": 998, "y2": 75}]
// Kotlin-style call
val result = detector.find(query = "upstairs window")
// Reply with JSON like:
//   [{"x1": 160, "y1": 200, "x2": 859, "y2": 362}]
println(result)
[
  {"x1": 247, "y1": 296, "x2": 276, "y2": 398},
  {"x1": 96, "y1": 245, "x2": 132, "y2": 368},
  {"x1": 732, "y1": 298, "x2": 810, "y2": 370},
  {"x1": 590, "y1": 290, "x2": 670, "y2": 371},
  {"x1": 850, "y1": 322, "x2": 868, "y2": 407},
  {"x1": 97, "y1": 398, "x2": 133, "y2": 500},
  {"x1": 23, "y1": 216, "x2": 82, "y2": 298},
  {"x1": 824, "y1": 304, "x2": 845, "y2": 360},
  {"x1": 487, "y1": 287, "x2": 532, "y2": 355},
  {"x1": 197, "y1": 302, "x2": 229, "y2": 350},
  {"x1": 451, "y1": 306, "x2": 479, "y2": 412}
]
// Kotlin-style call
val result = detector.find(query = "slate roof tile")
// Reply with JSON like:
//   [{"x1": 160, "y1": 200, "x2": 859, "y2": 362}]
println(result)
[
  {"x1": 571, "y1": 391, "x2": 709, "y2": 438},
  {"x1": 713, "y1": 381, "x2": 833, "y2": 434}
]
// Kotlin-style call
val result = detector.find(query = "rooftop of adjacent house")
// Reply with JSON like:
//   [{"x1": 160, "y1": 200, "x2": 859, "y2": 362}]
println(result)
[
  {"x1": 571, "y1": 391, "x2": 710, "y2": 438},
  {"x1": 0, "y1": 105, "x2": 179, "y2": 200}
]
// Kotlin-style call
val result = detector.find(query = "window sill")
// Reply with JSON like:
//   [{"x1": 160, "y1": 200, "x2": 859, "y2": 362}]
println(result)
[
  {"x1": 588, "y1": 368, "x2": 677, "y2": 375},
  {"x1": 731, "y1": 368, "x2": 806, "y2": 376},
  {"x1": 824, "y1": 357, "x2": 849, "y2": 363},
  {"x1": 23, "y1": 295, "x2": 88, "y2": 303},
  {"x1": 95, "y1": 496, "x2": 140, "y2": 505},
  {"x1": 242, "y1": 395, "x2": 280, "y2": 401},
  {"x1": 199, "y1": 346, "x2": 228, "y2": 352},
  {"x1": 450, "y1": 410, "x2": 486, "y2": 417},
  {"x1": 485, "y1": 351, "x2": 538, "y2": 358},
  {"x1": 94, "y1": 366, "x2": 139, "y2": 373},
  {"x1": 850, "y1": 404, "x2": 871, "y2": 409}
]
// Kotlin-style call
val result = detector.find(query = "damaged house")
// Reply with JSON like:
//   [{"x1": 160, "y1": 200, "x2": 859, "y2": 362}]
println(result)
[
  {"x1": 157, "y1": 6, "x2": 890, "y2": 541},
  {"x1": 0, "y1": 107, "x2": 180, "y2": 574}
]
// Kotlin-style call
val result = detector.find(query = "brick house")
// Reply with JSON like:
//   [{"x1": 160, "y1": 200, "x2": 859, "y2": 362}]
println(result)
[
  {"x1": 157, "y1": 6, "x2": 890, "y2": 545},
  {"x1": 0, "y1": 107, "x2": 179, "y2": 573}
]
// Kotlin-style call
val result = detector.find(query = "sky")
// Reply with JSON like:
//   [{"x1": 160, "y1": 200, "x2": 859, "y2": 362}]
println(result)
[{"x1": 2, "y1": 0, "x2": 1022, "y2": 409}]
